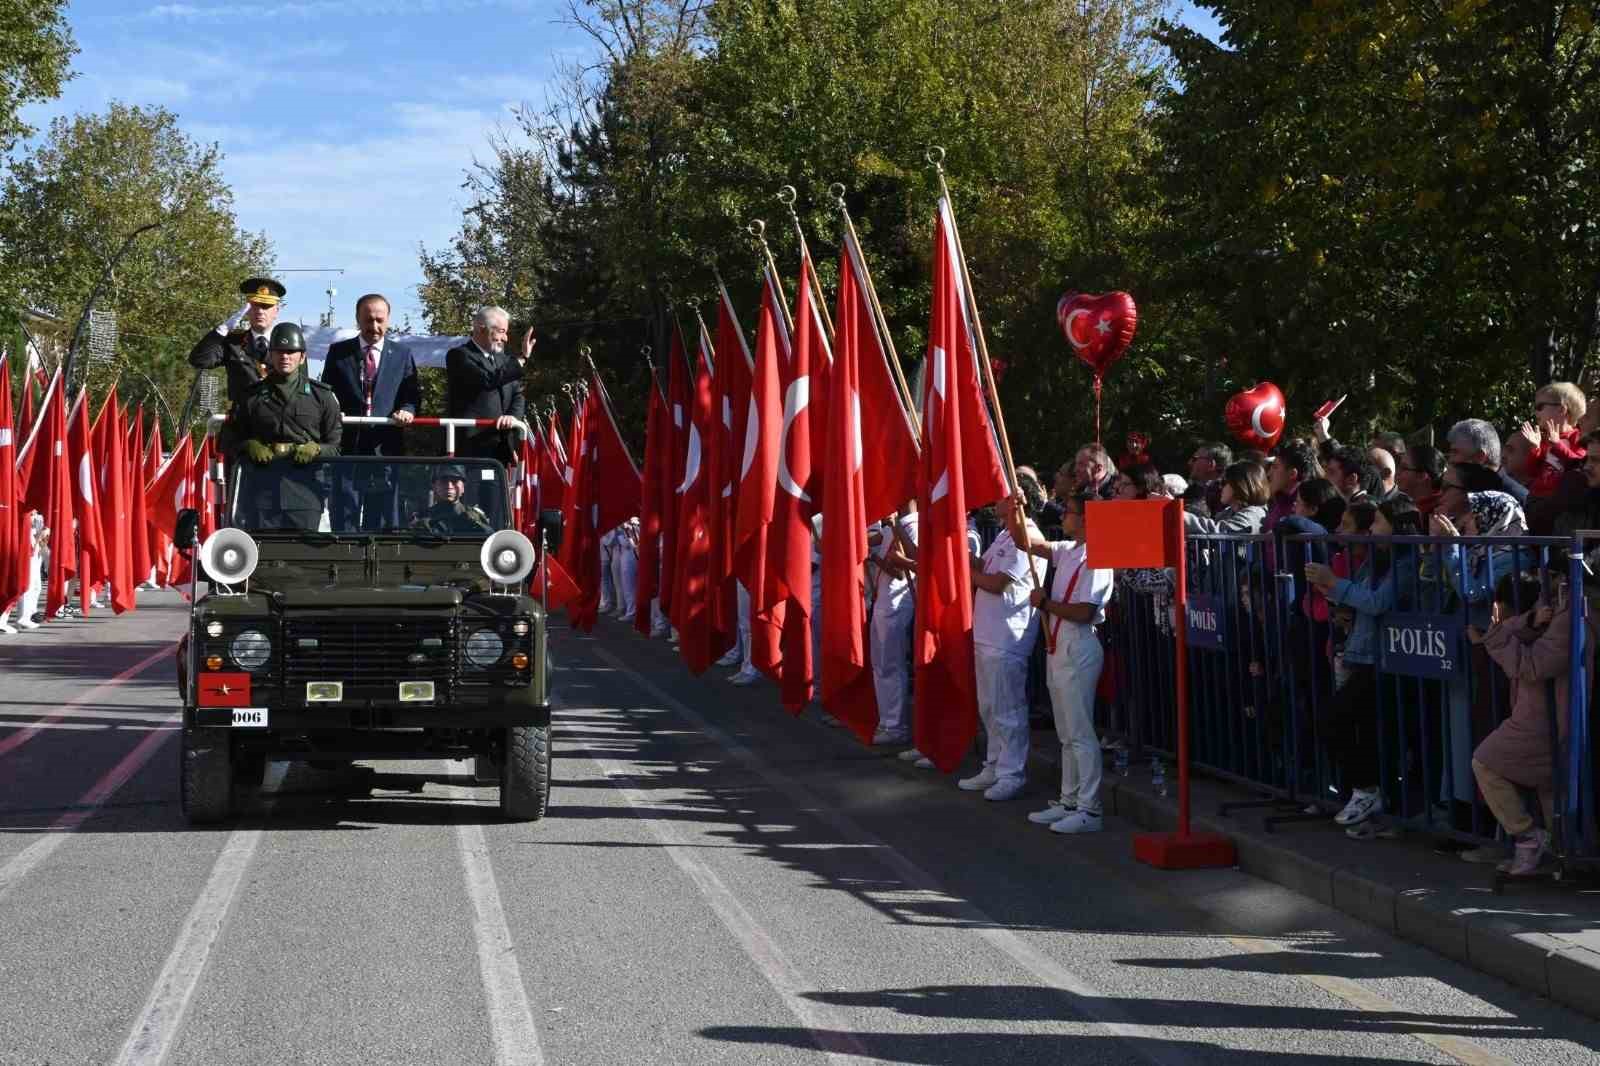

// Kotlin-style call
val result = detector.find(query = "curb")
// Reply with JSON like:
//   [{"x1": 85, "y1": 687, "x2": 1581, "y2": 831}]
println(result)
[{"x1": 1101, "y1": 775, "x2": 1600, "y2": 1021}]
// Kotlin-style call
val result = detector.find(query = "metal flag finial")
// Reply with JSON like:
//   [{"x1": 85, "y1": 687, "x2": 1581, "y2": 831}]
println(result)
[
  {"x1": 925, "y1": 145, "x2": 947, "y2": 172},
  {"x1": 828, "y1": 182, "x2": 847, "y2": 209}
]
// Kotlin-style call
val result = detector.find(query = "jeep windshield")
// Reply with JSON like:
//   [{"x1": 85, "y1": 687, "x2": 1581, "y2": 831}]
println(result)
[{"x1": 226, "y1": 456, "x2": 511, "y2": 536}]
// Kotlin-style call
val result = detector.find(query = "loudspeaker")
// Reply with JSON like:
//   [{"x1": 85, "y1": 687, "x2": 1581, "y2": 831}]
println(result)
[
  {"x1": 480, "y1": 529, "x2": 536, "y2": 587},
  {"x1": 198, "y1": 528, "x2": 260, "y2": 586}
]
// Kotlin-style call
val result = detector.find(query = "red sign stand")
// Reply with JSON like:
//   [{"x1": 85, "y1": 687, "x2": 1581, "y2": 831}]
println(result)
[{"x1": 1085, "y1": 499, "x2": 1236, "y2": 870}]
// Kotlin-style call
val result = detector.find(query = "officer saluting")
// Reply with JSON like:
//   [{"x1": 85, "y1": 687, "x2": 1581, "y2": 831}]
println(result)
[
  {"x1": 222, "y1": 322, "x2": 342, "y2": 530},
  {"x1": 413, "y1": 465, "x2": 493, "y2": 534},
  {"x1": 190, "y1": 277, "x2": 288, "y2": 407}
]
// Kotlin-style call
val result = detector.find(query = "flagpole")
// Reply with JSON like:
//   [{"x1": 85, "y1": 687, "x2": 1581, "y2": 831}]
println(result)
[
  {"x1": 692, "y1": 310, "x2": 717, "y2": 375},
  {"x1": 745, "y1": 220, "x2": 795, "y2": 335},
  {"x1": 776, "y1": 186, "x2": 836, "y2": 342},
  {"x1": 829, "y1": 183, "x2": 922, "y2": 442},
  {"x1": 711, "y1": 267, "x2": 756, "y2": 371}
]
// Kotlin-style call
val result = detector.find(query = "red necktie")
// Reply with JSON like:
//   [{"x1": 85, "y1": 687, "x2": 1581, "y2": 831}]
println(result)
[{"x1": 364, "y1": 345, "x2": 378, "y2": 414}]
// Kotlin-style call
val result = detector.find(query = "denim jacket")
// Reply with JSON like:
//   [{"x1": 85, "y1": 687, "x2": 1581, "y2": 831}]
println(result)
[{"x1": 1325, "y1": 549, "x2": 1419, "y2": 666}]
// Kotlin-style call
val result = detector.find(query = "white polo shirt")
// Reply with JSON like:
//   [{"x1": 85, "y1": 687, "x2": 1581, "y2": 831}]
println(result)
[
  {"x1": 972, "y1": 523, "x2": 1045, "y2": 655},
  {"x1": 871, "y1": 512, "x2": 919, "y2": 603},
  {"x1": 1043, "y1": 540, "x2": 1114, "y2": 632}
]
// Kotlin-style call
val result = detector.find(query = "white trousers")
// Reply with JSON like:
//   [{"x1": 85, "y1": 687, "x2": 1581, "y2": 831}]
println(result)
[
  {"x1": 737, "y1": 581, "x2": 754, "y2": 671},
  {"x1": 870, "y1": 588, "x2": 913, "y2": 734},
  {"x1": 975, "y1": 644, "x2": 1031, "y2": 785},
  {"x1": 614, "y1": 548, "x2": 636, "y2": 617},
  {"x1": 598, "y1": 539, "x2": 615, "y2": 611},
  {"x1": 13, "y1": 550, "x2": 43, "y2": 623},
  {"x1": 1046, "y1": 625, "x2": 1105, "y2": 814}
]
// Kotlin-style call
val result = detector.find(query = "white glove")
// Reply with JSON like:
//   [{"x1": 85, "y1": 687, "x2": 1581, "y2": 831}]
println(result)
[{"x1": 216, "y1": 302, "x2": 251, "y2": 336}]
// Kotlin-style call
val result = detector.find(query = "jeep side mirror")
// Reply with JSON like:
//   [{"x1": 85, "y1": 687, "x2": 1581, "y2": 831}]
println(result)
[
  {"x1": 537, "y1": 509, "x2": 564, "y2": 555},
  {"x1": 174, "y1": 508, "x2": 201, "y2": 553}
]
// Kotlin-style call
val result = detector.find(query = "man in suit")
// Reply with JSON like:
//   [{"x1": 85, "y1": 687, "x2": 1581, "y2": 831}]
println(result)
[
  {"x1": 446, "y1": 305, "x2": 531, "y2": 465},
  {"x1": 189, "y1": 277, "x2": 286, "y2": 408},
  {"x1": 319, "y1": 293, "x2": 419, "y2": 530}
]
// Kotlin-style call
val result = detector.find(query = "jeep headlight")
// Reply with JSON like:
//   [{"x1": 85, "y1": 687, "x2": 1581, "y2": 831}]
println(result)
[
  {"x1": 464, "y1": 628, "x2": 505, "y2": 668},
  {"x1": 230, "y1": 629, "x2": 272, "y2": 670}
]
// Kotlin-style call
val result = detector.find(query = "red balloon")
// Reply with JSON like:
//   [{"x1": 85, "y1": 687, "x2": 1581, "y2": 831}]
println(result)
[
  {"x1": 1225, "y1": 382, "x2": 1287, "y2": 450},
  {"x1": 1057, "y1": 291, "x2": 1138, "y2": 379}
]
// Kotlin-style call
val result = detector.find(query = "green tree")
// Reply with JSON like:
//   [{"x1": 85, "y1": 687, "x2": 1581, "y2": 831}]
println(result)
[
  {"x1": 0, "y1": 0, "x2": 76, "y2": 160},
  {"x1": 0, "y1": 103, "x2": 271, "y2": 437}
]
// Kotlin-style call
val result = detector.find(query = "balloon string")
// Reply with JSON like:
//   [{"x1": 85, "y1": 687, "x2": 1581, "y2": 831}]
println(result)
[{"x1": 1093, "y1": 374, "x2": 1103, "y2": 444}]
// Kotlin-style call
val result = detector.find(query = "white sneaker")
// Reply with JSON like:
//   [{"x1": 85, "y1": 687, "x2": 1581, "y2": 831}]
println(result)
[
  {"x1": 714, "y1": 648, "x2": 743, "y2": 667},
  {"x1": 872, "y1": 728, "x2": 909, "y2": 747},
  {"x1": 983, "y1": 779, "x2": 1025, "y2": 802},
  {"x1": 1028, "y1": 803, "x2": 1074, "y2": 825},
  {"x1": 957, "y1": 768, "x2": 998, "y2": 791},
  {"x1": 17, "y1": 619, "x2": 39, "y2": 630},
  {"x1": 1050, "y1": 810, "x2": 1104, "y2": 834},
  {"x1": 913, "y1": 756, "x2": 935, "y2": 770},
  {"x1": 0, "y1": 623, "x2": 15, "y2": 635},
  {"x1": 1334, "y1": 788, "x2": 1383, "y2": 826},
  {"x1": 650, "y1": 625, "x2": 670, "y2": 638},
  {"x1": 897, "y1": 747, "x2": 926, "y2": 763},
  {"x1": 729, "y1": 669, "x2": 762, "y2": 686}
]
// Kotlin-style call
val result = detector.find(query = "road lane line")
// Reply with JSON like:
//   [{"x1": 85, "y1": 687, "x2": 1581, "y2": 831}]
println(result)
[
  {"x1": 0, "y1": 642, "x2": 176, "y2": 759},
  {"x1": 0, "y1": 715, "x2": 178, "y2": 907},
  {"x1": 589, "y1": 647, "x2": 1193, "y2": 1066},
  {"x1": 587, "y1": 755, "x2": 871, "y2": 1064},
  {"x1": 449, "y1": 806, "x2": 547, "y2": 1066},
  {"x1": 110, "y1": 762, "x2": 284, "y2": 1066}
]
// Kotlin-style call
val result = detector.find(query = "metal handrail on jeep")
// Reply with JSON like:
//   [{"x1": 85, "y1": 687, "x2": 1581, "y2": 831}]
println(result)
[{"x1": 205, "y1": 414, "x2": 531, "y2": 456}]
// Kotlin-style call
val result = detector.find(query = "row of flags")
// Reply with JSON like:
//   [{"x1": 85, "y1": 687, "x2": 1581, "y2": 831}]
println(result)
[
  {"x1": 539, "y1": 192, "x2": 1013, "y2": 773},
  {"x1": 0, "y1": 357, "x2": 209, "y2": 626}
]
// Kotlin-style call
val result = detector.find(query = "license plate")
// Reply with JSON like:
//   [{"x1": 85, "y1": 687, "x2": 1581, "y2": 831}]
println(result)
[{"x1": 230, "y1": 707, "x2": 269, "y2": 728}]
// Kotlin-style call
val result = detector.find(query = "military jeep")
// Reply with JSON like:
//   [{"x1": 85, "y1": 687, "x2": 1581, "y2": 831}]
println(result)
[{"x1": 175, "y1": 454, "x2": 553, "y2": 824}]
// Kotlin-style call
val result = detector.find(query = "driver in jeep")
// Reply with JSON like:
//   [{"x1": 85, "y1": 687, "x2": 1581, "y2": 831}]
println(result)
[{"x1": 413, "y1": 464, "x2": 494, "y2": 534}]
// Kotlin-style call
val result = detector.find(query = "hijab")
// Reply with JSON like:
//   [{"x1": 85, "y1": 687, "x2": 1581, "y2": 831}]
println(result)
[{"x1": 1466, "y1": 490, "x2": 1527, "y2": 568}]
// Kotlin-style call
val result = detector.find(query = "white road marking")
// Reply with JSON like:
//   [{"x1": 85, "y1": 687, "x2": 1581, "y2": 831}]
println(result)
[
  {"x1": 110, "y1": 761, "x2": 284, "y2": 1066},
  {"x1": 0, "y1": 715, "x2": 178, "y2": 907},
  {"x1": 0, "y1": 643, "x2": 176, "y2": 759},
  {"x1": 590, "y1": 755, "x2": 871, "y2": 1064},
  {"x1": 590, "y1": 646, "x2": 1193, "y2": 1066},
  {"x1": 439, "y1": 780, "x2": 546, "y2": 1066}
]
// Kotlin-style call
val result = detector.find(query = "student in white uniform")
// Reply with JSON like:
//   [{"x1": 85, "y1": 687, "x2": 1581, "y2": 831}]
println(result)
[
  {"x1": 869, "y1": 504, "x2": 918, "y2": 746},
  {"x1": 612, "y1": 518, "x2": 638, "y2": 619},
  {"x1": 727, "y1": 580, "x2": 761, "y2": 683},
  {"x1": 959, "y1": 493, "x2": 1045, "y2": 800},
  {"x1": 3, "y1": 516, "x2": 46, "y2": 631},
  {"x1": 597, "y1": 526, "x2": 616, "y2": 615},
  {"x1": 1024, "y1": 491, "x2": 1115, "y2": 833}
]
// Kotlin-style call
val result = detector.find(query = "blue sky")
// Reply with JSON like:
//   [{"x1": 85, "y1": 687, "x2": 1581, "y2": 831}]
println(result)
[{"x1": 23, "y1": 1, "x2": 1223, "y2": 331}]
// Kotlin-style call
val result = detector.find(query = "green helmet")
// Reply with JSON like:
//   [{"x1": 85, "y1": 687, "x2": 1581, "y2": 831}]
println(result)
[
  {"x1": 433, "y1": 464, "x2": 467, "y2": 482},
  {"x1": 268, "y1": 322, "x2": 306, "y2": 353}
]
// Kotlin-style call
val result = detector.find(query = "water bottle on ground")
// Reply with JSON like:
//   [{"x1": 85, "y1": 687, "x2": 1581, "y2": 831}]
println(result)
[
  {"x1": 1115, "y1": 746, "x2": 1130, "y2": 777},
  {"x1": 1152, "y1": 756, "x2": 1167, "y2": 797}
]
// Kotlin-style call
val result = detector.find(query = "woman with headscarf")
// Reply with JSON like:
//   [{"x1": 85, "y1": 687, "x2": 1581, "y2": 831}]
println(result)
[{"x1": 1431, "y1": 490, "x2": 1529, "y2": 836}]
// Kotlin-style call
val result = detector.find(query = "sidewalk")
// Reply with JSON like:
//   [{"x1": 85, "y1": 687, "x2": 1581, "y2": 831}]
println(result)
[{"x1": 1072, "y1": 737, "x2": 1600, "y2": 1021}]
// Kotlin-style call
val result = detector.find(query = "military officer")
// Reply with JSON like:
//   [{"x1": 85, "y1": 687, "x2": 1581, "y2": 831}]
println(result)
[
  {"x1": 413, "y1": 465, "x2": 493, "y2": 534},
  {"x1": 190, "y1": 277, "x2": 288, "y2": 408},
  {"x1": 223, "y1": 322, "x2": 342, "y2": 530}
]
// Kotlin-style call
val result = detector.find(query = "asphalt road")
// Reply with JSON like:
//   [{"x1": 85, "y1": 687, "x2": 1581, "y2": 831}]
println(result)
[{"x1": 2, "y1": 590, "x2": 1597, "y2": 1066}]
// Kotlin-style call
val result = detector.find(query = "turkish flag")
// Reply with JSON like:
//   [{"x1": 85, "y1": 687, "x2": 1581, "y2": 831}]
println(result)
[
  {"x1": 711, "y1": 284, "x2": 753, "y2": 645},
  {"x1": 840, "y1": 226, "x2": 920, "y2": 521},
  {"x1": 671, "y1": 323, "x2": 726, "y2": 675},
  {"x1": 634, "y1": 374, "x2": 668, "y2": 636},
  {"x1": 513, "y1": 433, "x2": 540, "y2": 539},
  {"x1": 734, "y1": 266, "x2": 790, "y2": 684},
  {"x1": 128, "y1": 407, "x2": 153, "y2": 589},
  {"x1": 819, "y1": 246, "x2": 882, "y2": 744},
  {"x1": 66, "y1": 390, "x2": 105, "y2": 613},
  {"x1": 557, "y1": 391, "x2": 598, "y2": 630},
  {"x1": 659, "y1": 324, "x2": 690, "y2": 627},
  {"x1": 530, "y1": 551, "x2": 582, "y2": 613},
  {"x1": 585, "y1": 372, "x2": 641, "y2": 537},
  {"x1": 913, "y1": 196, "x2": 1011, "y2": 772},
  {"x1": 0, "y1": 355, "x2": 21, "y2": 615},
  {"x1": 544, "y1": 411, "x2": 570, "y2": 512},
  {"x1": 197, "y1": 672, "x2": 251, "y2": 708},
  {"x1": 143, "y1": 415, "x2": 174, "y2": 585},
  {"x1": 92, "y1": 388, "x2": 135, "y2": 613},
  {"x1": 17, "y1": 371, "x2": 74, "y2": 619}
]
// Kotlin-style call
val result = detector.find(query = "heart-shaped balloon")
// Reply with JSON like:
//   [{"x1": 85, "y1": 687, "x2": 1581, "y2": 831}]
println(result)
[
  {"x1": 1224, "y1": 382, "x2": 1287, "y2": 450},
  {"x1": 1057, "y1": 291, "x2": 1138, "y2": 379}
]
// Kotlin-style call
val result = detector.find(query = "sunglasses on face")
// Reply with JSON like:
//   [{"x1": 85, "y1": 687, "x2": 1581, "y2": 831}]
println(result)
[{"x1": 1536, "y1": 400, "x2": 1564, "y2": 410}]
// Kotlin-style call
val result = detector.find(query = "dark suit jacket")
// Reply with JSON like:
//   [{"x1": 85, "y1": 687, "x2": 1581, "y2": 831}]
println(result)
[
  {"x1": 445, "y1": 342, "x2": 526, "y2": 462},
  {"x1": 319, "y1": 336, "x2": 421, "y2": 455}
]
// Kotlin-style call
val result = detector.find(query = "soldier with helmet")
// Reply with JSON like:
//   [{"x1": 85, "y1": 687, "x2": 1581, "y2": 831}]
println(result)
[
  {"x1": 189, "y1": 277, "x2": 288, "y2": 408},
  {"x1": 222, "y1": 322, "x2": 342, "y2": 530},
  {"x1": 413, "y1": 465, "x2": 493, "y2": 534}
]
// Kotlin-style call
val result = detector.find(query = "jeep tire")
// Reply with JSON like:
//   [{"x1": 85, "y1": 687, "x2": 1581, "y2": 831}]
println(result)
[
  {"x1": 181, "y1": 729, "x2": 232, "y2": 825},
  {"x1": 499, "y1": 724, "x2": 550, "y2": 822}
]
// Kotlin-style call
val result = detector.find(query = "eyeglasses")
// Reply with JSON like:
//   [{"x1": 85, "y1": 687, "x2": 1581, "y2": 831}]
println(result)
[
  {"x1": 1536, "y1": 400, "x2": 1565, "y2": 410},
  {"x1": 1441, "y1": 481, "x2": 1466, "y2": 491}
]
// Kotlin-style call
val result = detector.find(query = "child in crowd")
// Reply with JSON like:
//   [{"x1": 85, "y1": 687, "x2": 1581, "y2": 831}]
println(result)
[
  {"x1": 1469, "y1": 572, "x2": 1592, "y2": 876},
  {"x1": 1517, "y1": 382, "x2": 1587, "y2": 497},
  {"x1": 1303, "y1": 497, "x2": 1421, "y2": 833}
]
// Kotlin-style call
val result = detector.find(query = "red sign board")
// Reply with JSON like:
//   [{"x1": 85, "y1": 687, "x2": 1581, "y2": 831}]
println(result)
[
  {"x1": 1084, "y1": 498, "x2": 1180, "y2": 570},
  {"x1": 197, "y1": 672, "x2": 251, "y2": 707}
]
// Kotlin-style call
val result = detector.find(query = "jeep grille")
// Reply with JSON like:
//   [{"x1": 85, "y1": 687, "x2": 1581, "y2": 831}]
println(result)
[{"x1": 283, "y1": 617, "x2": 459, "y2": 696}]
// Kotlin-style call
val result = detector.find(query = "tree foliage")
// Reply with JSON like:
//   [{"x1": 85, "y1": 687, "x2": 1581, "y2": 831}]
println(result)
[
  {"x1": 0, "y1": 0, "x2": 76, "y2": 160},
  {"x1": 0, "y1": 103, "x2": 271, "y2": 441}
]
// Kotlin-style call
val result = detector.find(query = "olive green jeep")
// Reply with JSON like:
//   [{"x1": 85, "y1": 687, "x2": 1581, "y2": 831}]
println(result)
[{"x1": 174, "y1": 454, "x2": 555, "y2": 824}]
